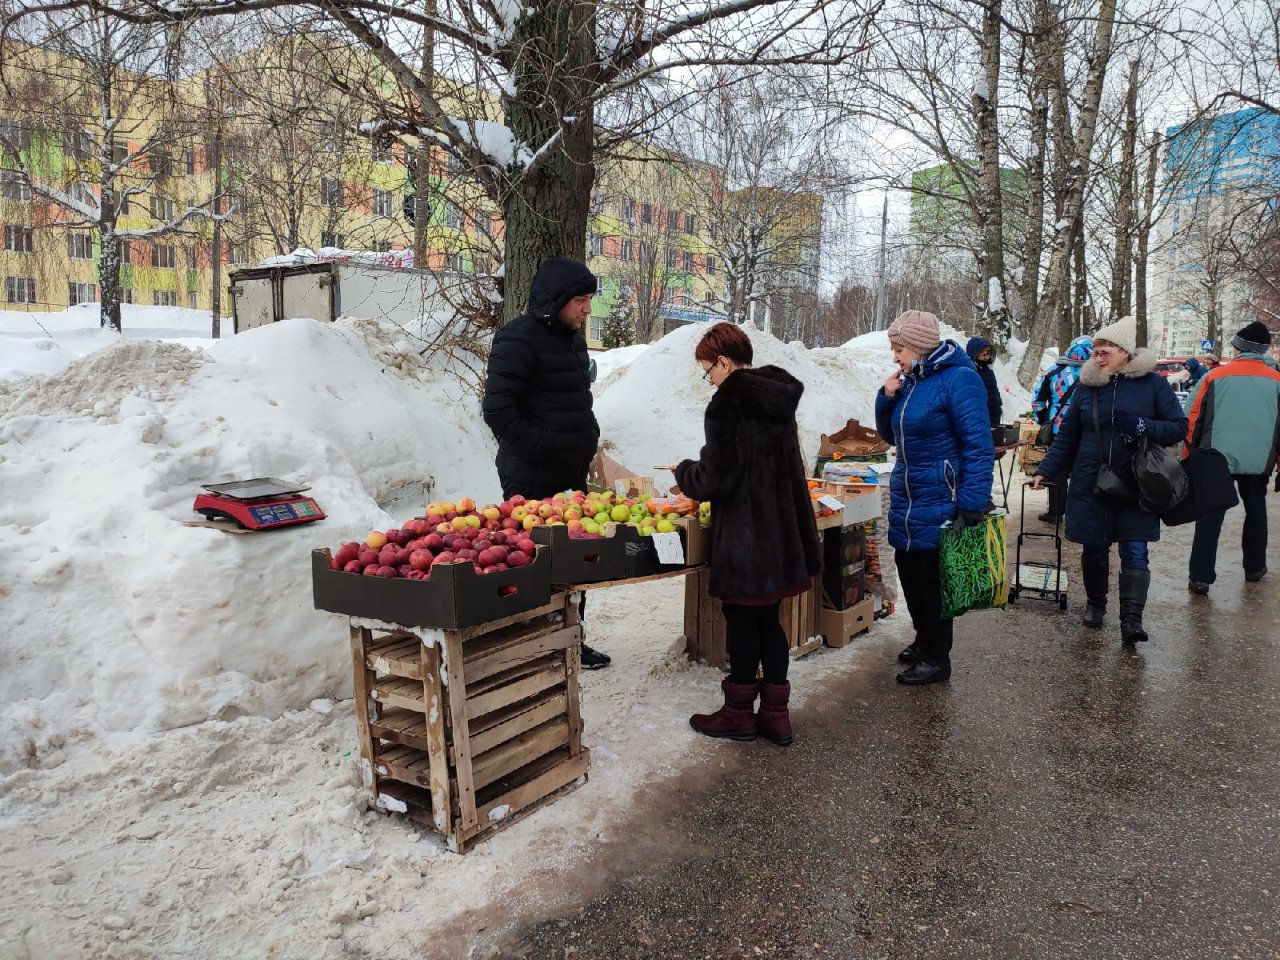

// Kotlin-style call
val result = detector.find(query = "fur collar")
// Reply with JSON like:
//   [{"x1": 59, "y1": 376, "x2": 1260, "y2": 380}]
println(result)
[{"x1": 1078, "y1": 346, "x2": 1158, "y2": 387}]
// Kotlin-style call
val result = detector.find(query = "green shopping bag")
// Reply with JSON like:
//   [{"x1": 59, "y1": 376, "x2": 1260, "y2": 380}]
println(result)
[{"x1": 938, "y1": 514, "x2": 1008, "y2": 618}]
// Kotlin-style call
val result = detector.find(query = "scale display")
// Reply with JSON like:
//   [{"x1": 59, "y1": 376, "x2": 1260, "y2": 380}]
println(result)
[{"x1": 193, "y1": 477, "x2": 326, "y2": 530}]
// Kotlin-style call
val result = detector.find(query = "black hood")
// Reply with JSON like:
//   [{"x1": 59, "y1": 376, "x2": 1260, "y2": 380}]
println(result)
[
  {"x1": 527, "y1": 258, "x2": 598, "y2": 321},
  {"x1": 715, "y1": 365, "x2": 804, "y2": 422}
]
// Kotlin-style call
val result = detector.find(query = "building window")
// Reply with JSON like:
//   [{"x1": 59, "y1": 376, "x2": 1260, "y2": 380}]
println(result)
[
  {"x1": 118, "y1": 240, "x2": 132, "y2": 265},
  {"x1": 189, "y1": 293, "x2": 198, "y2": 309},
  {"x1": 110, "y1": 140, "x2": 127, "y2": 165},
  {"x1": 185, "y1": 149, "x2": 197, "y2": 175},
  {"x1": 5, "y1": 276, "x2": 36, "y2": 303},
  {"x1": 68, "y1": 281, "x2": 96, "y2": 305},
  {"x1": 68, "y1": 233, "x2": 93, "y2": 259},
  {"x1": 230, "y1": 244, "x2": 247, "y2": 265},
  {"x1": 372, "y1": 136, "x2": 394, "y2": 164},
  {"x1": 475, "y1": 253, "x2": 493, "y2": 274},
  {"x1": 682, "y1": 251, "x2": 694, "y2": 272},
  {"x1": 705, "y1": 255, "x2": 716, "y2": 276},
  {"x1": 320, "y1": 231, "x2": 345, "y2": 248},
  {"x1": 448, "y1": 252, "x2": 467, "y2": 272},
  {"x1": 0, "y1": 120, "x2": 32, "y2": 151},
  {"x1": 620, "y1": 238, "x2": 633, "y2": 261},
  {"x1": 4, "y1": 225, "x2": 33, "y2": 253},
  {"x1": 590, "y1": 193, "x2": 604, "y2": 215},
  {"x1": 588, "y1": 314, "x2": 602, "y2": 343},
  {"x1": 69, "y1": 182, "x2": 95, "y2": 207},
  {"x1": 622, "y1": 199, "x2": 635, "y2": 223},
  {"x1": 321, "y1": 177, "x2": 343, "y2": 208},
  {"x1": 64, "y1": 129, "x2": 94, "y2": 161},
  {"x1": 668, "y1": 209, "x2": 680, "y2": 231},
  {"x1": 151, "y1": 150, "x2": 173, "y2": 177},
  {"x1": 121, "y1": 287, "x2": 134, "y2": 304},
  {"x1": 150, "y1": 196, "x2": 176, "y2": 222},
  {"x1": 665, "y1": 247, "x2": 677, "y2": 269},
  {"x1": 153, "y1": 290, "x2": 178, "y2": 306},
  {"x1": 639, "y1": 242, "x2": 654, "y2": 264},
  {"x1": 641, "y1": 202, "x2": 653, "y2": 225},
  {"x1": 1, "y1": 169, "x2": 31, "y2": 200},
  {"x1": 224, "y1": 192, "x2": 245, "y2": 216},
  {"x1": 684, "y1": 212, "x2": 696, "y2": 234},
  {"x1": 370, "y1": 240, "x2": 392, "y2": 253},
  {"x1": 475, "y1": 210, "x2": 491, "y2": 237},
  {"x1": 152, "y1": 244, "x2": 176, "y2": 269},
  {"x1": 708, "y1": 220, "x2": 719, "y2": 240},
  {"x1": 446, "y1": 202, "x2": 465, "y2": 230},
  {"x1": 589, "y1": 233, "x2": 604, "y2": 257},
  {"x1": 373, "y1": 188, "x2": 394, "y2": 218}
]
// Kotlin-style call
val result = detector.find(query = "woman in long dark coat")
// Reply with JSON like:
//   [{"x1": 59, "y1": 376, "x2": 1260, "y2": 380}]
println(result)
[
  {"x1": 675, "y1": 323, "x2": 821, "y2": 745},
  {"x1": 1033, "y1": 316, "x2": 1188, "y2": 643}
]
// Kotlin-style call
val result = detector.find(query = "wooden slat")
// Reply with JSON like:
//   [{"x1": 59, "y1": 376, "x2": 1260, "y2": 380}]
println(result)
[
  {"x1": 465, "y1": 659, "x2": 565, "y2": 721},
  {"x1": 570, "y1": 565, "x2": 703, "y2": 591},
  {"x1": 374, "y1": 743, "x2": 432, "y2": 789},
  {"x1": 453, "y1": 748, "x2": 591, "y2": 853},
  {"x1": 370, "y1": 707, "x2": 431, "y2": 752},
  {"x1": 467, "y1": 690, "x2": 568, "y2": 757},
  {"x1": 366, "y1": 633, "x2": 423, "y2": 680},
  {"x1": 349, "y1": 624, "x2": 381, "y2": 808},
  {"x1": 564, "y1": 639, "x2": 583, "y2": 756},
  {"x1": 371, "y1": 676, "x2": 426, "y2": 712},
  {"x1": 420, "y1": 640, "x2": 453, "y2": 836},
  {"x1": 443, "y1": 632, "x2": 479, "y2": 831},
  {"x1": 470, "y1": 717, "x2": 571, "y2": 791},
  {"x1": 465, "y1": 624, "x2": 581, "y2": 684},
  {"x1": 449, "y1": 592, "x2": 570, "y2": 644},
  {"x1": 375, "y1": 780, "x2": 433, "y2": 826}
]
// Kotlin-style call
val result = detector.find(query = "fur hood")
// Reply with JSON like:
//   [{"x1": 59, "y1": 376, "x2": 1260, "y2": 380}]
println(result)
[{"x1": 1078, "y1": 346, "x2": 1158, "y2": 387}]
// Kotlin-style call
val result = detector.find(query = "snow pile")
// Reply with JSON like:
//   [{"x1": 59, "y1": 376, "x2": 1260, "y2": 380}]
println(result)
[
  {"x1": 0, "y1": 316, "x2": 499, "y2": 772},
  {"x1": 0, "y1": 304, "x2": 223, "y2": 383}
]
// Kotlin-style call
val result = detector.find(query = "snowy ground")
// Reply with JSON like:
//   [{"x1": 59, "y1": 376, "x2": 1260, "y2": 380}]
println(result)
[{"x1": 0, "y1": 305, "x2": 1027, "y2": 958}]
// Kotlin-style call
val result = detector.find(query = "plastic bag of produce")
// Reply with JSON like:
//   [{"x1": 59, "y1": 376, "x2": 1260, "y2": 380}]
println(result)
[{"x1": 938, "y1": 514, "x2": 1008, "y2": 618}]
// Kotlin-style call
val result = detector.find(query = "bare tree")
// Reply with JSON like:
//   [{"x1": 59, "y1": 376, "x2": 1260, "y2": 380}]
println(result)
[{"x1": 0, "y1": 11, "x2": 222, "y2": 331}]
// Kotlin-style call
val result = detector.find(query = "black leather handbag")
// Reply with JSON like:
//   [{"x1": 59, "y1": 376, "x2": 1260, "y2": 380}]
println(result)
[{"x1": 1091, "y1": 391, "x2": 1139, "y2": 505}]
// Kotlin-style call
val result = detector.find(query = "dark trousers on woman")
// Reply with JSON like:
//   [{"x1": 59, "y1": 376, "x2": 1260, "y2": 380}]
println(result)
[
  {"x1": 894, "y1": 549, "x2": 954, "y2": 665},
  {"x1": 1189, "y1": 473, "x2": 1269, "y2": 583},
  {"x1": 723, "y1": 601, "x2": 788, "y2": 685}
]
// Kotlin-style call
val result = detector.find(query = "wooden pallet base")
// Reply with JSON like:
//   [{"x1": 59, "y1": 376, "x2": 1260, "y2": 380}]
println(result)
[{"x1": 349, "y1": 591, "x2": 589, "y2": 853}]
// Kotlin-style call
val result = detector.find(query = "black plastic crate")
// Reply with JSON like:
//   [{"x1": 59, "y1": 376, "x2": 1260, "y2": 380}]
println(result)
[{"x1": 530, "y1": 524, "x2": 625, "y2": 584}]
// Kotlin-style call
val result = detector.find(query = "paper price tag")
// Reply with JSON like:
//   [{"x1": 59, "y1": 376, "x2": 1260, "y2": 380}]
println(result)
[
  {"x1": 651, "y1": 531, "x2": 685, "y2": 565},
  {"x1": 817, "y1": 494, "x2": 845, "y2": 511}
]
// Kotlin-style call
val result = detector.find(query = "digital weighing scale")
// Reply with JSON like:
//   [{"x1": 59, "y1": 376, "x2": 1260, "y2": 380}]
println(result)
[{"x1": 192, "y1": 478, "x2": 326, "y2": 530}]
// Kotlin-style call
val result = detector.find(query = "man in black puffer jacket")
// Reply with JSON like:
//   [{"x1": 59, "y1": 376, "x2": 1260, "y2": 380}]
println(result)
[
  {"x1": 483, "y1": 257, "x2": 610, "y2": 669},
  {"x1": 484, "y1": 257, "x2": 600, "y2": 498}
]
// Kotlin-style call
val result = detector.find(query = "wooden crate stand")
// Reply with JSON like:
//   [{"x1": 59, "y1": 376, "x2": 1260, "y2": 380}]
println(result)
[
  {"x1": 684, "y1": 574, "x2": 822, "y2": 669},
  {"x1": 348, "y1": 591, "x2": 590, "y2": 853}
]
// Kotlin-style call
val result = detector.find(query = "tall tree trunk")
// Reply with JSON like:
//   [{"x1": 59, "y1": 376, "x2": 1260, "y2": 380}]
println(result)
[
  {"x1": 1019, "y1": 0, "x2": 1052, "y2": 334},
  {"x1": 974, "y1": 0, "x2": 1008, "y2": 344},
  {"x1": 1017, "y1": 0, "x2": 1118, "y2": 387},
  {"x1": 1108, "y1": 60, "x2": 1140, "y2": 323},
  {"x1": 1134, "y1": 131, "x2": 1159, "y2": 349},
  {"x1": 502, "y1": 0, "x2": 595, "y2": 322},
  {"x1": 1073, "y1": 223, "x2": 1090, "y2": 333},
  {"x1": 413, "y1": 0, "x2": 436, "y2": 269},
  {"x1": 98, "y1": 225, "x2": 123, "y2": 333},
  {"x1": 210, "y1": 126, "x2": 223, "y2": 338}
]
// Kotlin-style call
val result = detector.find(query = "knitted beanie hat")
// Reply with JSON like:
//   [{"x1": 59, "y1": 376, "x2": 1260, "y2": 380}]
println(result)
[
  {"x1": 887, "y1": 310, "x2": 941, "y2": 354},
  {"x1": 1090, "y1": 315, "x2": 1137, "y2": 356},
  {"x1": 1232, "y1": 321, "x2": 1272, "y2": 354}
]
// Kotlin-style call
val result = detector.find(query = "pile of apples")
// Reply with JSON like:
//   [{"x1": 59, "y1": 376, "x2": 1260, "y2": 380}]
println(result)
[
  {"x1": 503, "y1": 489, "x2": 708, "y2": 538},
  {"x1": 327, "y1": 497, "x2": 538, "y2": 580}
]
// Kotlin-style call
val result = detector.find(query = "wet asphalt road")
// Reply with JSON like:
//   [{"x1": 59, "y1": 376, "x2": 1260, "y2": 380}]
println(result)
[{"x1": 501, "y1": 504, "x2": 1280, "y2": 960}]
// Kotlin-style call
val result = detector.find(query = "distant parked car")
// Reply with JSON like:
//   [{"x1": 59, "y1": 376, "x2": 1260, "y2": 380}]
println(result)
[{"x1": 1156, "y1": 356, "x2": 1192, "y2": 378}]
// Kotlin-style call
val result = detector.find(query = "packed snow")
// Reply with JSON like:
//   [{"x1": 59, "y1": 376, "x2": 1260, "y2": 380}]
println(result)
[{"x1": 0, "y1": 303, "x2": 1027, "y2": 957}]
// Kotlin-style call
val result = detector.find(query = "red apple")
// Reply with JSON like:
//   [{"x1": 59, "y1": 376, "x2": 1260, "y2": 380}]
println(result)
[
  {"x1": 499, "y1": 584, "x2": 517, "y2": 596},
  {"x1": 357, "y1": 548, "x2": 378, "y2": 566},
  {"x1": 501, "y1": 517, "x2": 520, "y2": 530},
  {"x1": 409, "y1": 549, "x2": 433, "y2": 571},
  {"x1": 342, "y1": 559, "x2": 362, "y2": 573},
  {"x1": 378, "y1": 544, "x2": 398, "y2": 567},
  {"x1": 377, "y1": 565, "x2": 399, "y2": 577},
  {"x1": 435, "y1": 551, "x2": 456, "y2": 564},
  {"x1": 516, "y1": 538, "x2": 536, "y2": 557},
  {"x1": 506, "y1": 550, "x2": 529, "y2": 567},
  {"x1": 398, "y1": 564, "x2": 414, "y2": 577},
  {"x1": 333, "y1": 542, "x2": 361, "y2": 567},
  {"x1": 425, "y1": 514, "x2": 445, "y2": 526},
  {"x1": 363, "y1": 564, "x2": 381, "y2": 576},
  {"x1": 423, "y1": 533, "x2": 445, "y2": 551}
]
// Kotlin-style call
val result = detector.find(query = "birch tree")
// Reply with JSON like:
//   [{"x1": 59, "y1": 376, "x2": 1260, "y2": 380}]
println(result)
[{"x1": 0, "y1": 11, "x2": 221, "y2": 331}]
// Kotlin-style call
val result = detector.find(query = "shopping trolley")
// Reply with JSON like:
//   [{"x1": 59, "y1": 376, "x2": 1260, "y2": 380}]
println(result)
[{"x1": 1008, "y1": 481, "x2": 1068, "y2": 611}]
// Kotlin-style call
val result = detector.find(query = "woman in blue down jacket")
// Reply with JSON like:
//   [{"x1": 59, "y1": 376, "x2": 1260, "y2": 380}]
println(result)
[
  {"x1": 875, "y1": 310, "x2": 996, "y2": 686},
  {"x1": 1032, "y1": 316, "x2": 1188, "y2": 644}
]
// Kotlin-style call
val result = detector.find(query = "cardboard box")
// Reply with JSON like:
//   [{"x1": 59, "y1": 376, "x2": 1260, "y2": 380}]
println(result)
[
  {"x1": 677, "y1": 516, "x2": 711, "y2": 565},
  {"x1": 618, "y1": 523, "x2": 687, "y2": 578},
  {"x1": 818, "y1": 419, "x2": 890, "y2": 458},
  {"x1": 821, "y1": 597, "x2": 875, "y2": 648},
  {"x1": 530, "y1": 523, "x2": 625, "y2": 584},
  {"x1": 311, "y1": 546, "x2": 553, "y2": 629},
  {"x1": 587, "y1": 450, "x2": 636, "y2": 494}
]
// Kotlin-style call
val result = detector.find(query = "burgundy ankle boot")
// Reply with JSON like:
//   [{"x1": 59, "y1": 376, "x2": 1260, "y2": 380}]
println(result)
[
  {"x1": 690, "y1": 678, "x2": 759, "y2": 740},
  {"x1": 756, "y1": 681, "x2": 794, "y2": 746}
]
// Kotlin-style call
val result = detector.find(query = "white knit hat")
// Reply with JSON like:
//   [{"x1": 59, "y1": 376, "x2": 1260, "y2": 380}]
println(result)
[{"x1": 1091, "y1": 316, "x2": 1137, "y2": 356}]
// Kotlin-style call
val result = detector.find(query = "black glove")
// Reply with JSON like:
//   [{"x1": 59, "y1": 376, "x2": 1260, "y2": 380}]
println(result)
[
  {"x1": 1274, "y1": 473, "x2": 1279, "y2": 493},
  {"x1": 952, "y1": 509, "x2": 988, "y2": 532},
  {"x1": 1113, "y1": 408, "x2": 1145, "y2": 446}
]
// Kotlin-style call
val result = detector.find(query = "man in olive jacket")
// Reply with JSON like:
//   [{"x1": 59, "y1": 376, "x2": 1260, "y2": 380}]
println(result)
[
  {"x1": 482, "y1": 257, "x2": 610, "y2": 668},
  {"x1": 1185, "y1": 321, "x2": 1280, "y2": 594}
]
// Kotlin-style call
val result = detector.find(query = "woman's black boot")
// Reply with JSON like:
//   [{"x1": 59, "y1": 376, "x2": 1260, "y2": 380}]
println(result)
[
  {"x1": 1081, "y1": 550, "x2": 1109, "y2": 628},
  {"x1": 1119, "y1": 567, "x2": 1151, "y2": 643}
]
